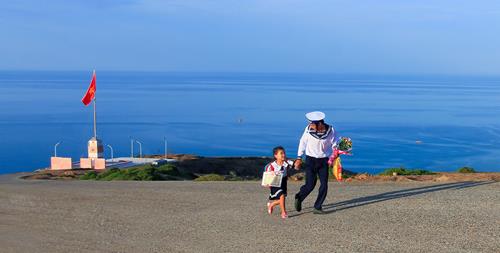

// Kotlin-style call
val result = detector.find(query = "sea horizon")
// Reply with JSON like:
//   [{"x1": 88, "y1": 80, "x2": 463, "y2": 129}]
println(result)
[{"x1": 1, "y1": 70, "x2": 499, "y2": 174}]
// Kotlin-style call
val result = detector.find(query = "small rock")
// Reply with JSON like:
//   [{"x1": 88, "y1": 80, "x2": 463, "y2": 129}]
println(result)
[{"x1": 355, "y1": 173, "x2": 369, "y2": 180}]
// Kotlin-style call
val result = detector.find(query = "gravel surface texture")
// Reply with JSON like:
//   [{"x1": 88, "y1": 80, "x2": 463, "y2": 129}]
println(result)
[{"x1": 1, "y1": 174, "x2": 499, "y2": 253}]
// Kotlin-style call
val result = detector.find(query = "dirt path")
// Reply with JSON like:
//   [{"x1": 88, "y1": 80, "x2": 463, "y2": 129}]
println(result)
[{"x1": 1, "y1": 174, "x2": 499, "y2": 252}]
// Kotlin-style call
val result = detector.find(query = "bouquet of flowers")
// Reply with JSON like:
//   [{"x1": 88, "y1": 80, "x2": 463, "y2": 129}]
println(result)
[
  {"x1": 328, "y1": 137, "x2": 352, "y2": 182},
  {"x1": 338, "y1": 137, "x2": 353, "y2": 152}
]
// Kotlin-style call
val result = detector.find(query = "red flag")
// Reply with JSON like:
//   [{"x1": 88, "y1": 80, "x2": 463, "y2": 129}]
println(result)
[{"x1": 81, "y1": 71, "x2": 96, "y2": 106}]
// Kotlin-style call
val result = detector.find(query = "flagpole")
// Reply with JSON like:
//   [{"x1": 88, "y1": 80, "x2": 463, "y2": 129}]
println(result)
[
  {"x1": 93, "y1": 98, "x2": 97, "y2": 138},
  {"x1": 92, "y1": 69, "x2": 97, "y2": 139}
]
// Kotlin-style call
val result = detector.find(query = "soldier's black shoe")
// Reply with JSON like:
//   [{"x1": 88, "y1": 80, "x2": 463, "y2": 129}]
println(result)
[
  {"x1": 294, "y1": 195, "x2": 302, "y2": 212},
  {"x1": 313, "y1": 208, "x2": 326, "y2": 214}
]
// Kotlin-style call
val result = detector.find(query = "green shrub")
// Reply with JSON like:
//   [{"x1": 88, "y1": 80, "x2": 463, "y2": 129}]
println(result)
[
  {"x1": 80, "y1": 171, "x2": 98, "y2": 180},
  {"x1": 457, "y1": 167, "x2": 476, "y2": 173},
  {"x1": 79, "y1": 164, "x2": 184, "y2": 181},
  {"x1": 155, "y1": 164, "x2": 181, "y2": 177},
  {"x1": 379, "y1": 167, "x2": 405, "y2": 176},
  {"x1": 96, "y1": 168, "x2": 121, "y2": 180},
  {"x1": 137, "y1": 167, "x2": 155, "y2": 180},
  {"x1": 409, "y1": 169, "x2": 434, "y2": 175},
  {"x1": 379, "y1": 167, "x2": 433, "y2": 176},
  {"x1": 194, "y1": 174, "x2": 226, "y2": 181},
  {"x1": 226, "y1": 171, "x2": 244, "y2": 181},
  {"x1": 226, "y1": 176, "x2": 244, "y2": 181}
]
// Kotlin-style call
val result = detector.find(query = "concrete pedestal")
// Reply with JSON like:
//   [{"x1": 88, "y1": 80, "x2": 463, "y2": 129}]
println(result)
[
  {"x1": 80, "y1": 158, "x2": 92, "y2": 169},
  {"x1": 94, "y1": 158, "x2": 106, "y2": 170},
  {"x1": 80, "y1": 158, "x2": 106, "y2": 170},
  {"x1": 51, "y1": 157, "x2": 72, "y2": 170},
  {"x1": 88, "y1": 137, "x2": 103, "y2": 159}
]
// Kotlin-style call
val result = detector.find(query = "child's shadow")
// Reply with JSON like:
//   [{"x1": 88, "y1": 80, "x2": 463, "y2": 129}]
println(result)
[{"x1": 289, "y1": 181, "x2": 496, "y2": 218}]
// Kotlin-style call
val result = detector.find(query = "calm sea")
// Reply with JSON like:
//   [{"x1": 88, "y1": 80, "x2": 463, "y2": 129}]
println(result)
[{"x1": 1, "y1": 71, "x2": 499, "y2": 174}]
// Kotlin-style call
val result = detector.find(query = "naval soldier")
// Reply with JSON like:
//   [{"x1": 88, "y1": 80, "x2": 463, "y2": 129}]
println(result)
[{"x1": 294, "y1": 111, "x2": 339, "y2": 214}]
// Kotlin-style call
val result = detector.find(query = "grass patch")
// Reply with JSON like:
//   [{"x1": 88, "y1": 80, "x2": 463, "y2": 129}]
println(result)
[
  {"x1": 79, "y1": 165, "x2": 250, "y2": 182},
  {"x1": 193, "y1": 171, "x2": 251, "y2": 181},
  {"x1": 79, "y1": 164, "x2": 191, "y2": 181},
  {"x1": 457, "y1": 167, "x2": 476, "y2": 173},
  {"x1": 194, "y1": 174, "x2": 226, "y2": 181},
  {"x1": 80, "y1": 171, "x2": 98, "y2": 180},
  {"x1": 226, "y1": 170, "x2": 245, "y2": 181},
  {"x1": 379, "y1": 167, "x2": 434, "y2": 176}
]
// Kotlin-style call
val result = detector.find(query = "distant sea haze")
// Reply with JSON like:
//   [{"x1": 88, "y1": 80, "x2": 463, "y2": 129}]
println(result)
[{"x1": 0, "y1": 71, "x2": 499, "y2": 174}]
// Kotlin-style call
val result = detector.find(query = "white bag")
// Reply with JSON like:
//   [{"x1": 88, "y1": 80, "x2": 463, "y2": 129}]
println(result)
[{"x1": 261, "y1": 172, "x2": 283, "y2": 187}]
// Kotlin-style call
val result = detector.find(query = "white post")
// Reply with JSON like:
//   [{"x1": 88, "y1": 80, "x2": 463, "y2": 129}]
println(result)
[
  {"x1": 54, "y1": 141, "x2": 61, "y2": 157},
  {"x1": 135, "y1": 140, "x2": 142, "y2": 158},
  {"x1": 130, "y1": 137, "x2": 134, "y2": 158},
  {"x1": 164, "y1": 136, "x2": 167, "y2": 159},
  {"x1": 106, "y1": 144, "x2": 113, "y2": 160}
]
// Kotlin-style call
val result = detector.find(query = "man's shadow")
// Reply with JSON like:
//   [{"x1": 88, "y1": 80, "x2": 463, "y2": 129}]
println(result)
[{"x1": 289, "y1": 181, "x2": 496, "y2": 217}]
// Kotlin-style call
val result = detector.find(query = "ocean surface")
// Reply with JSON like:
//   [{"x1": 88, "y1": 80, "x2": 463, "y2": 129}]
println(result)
[{"x1": 1, "y1": 71, "x2": 499, "y2": 174}]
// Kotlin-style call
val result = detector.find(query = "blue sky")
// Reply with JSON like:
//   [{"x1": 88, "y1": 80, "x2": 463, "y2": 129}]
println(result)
[{"x1": 1, "y1": 0, "x2": 500, "y2": 74}]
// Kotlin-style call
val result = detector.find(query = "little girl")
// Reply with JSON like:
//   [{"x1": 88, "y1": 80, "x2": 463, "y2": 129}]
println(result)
[{"x1": 265, "y1": 146, "x2": 292, "y2": 219}]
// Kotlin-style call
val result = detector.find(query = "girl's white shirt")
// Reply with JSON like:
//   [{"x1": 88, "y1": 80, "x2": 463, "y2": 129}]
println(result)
[{"x1": 265, "y1": 160, "x2": 293, "y2": 176}]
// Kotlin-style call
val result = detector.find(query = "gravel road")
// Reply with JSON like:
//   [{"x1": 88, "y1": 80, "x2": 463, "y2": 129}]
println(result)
[{"x1": 1, "y1": 174, "x2": 499, "y2": 253}]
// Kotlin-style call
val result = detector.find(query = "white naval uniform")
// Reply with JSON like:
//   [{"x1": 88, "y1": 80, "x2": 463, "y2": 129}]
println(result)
[
  {"x1": 295, "y1": 123, "x2": 339, "y2": 210},
  {"x1": 297, "y1": 124, "x2": 339, "y2": 158}
]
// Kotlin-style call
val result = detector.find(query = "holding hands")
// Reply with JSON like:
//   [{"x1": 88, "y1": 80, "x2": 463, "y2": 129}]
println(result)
[{"x1": 294, "y1": 158, "x2": 302, "y2": 170}]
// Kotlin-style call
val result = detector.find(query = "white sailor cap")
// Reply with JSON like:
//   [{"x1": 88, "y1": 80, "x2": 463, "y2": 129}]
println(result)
[{"x1": 305, "y1": 111, "x2": 325, "y2": 122}]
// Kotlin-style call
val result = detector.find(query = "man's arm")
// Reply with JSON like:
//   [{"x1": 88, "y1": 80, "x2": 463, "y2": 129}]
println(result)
[
  {"x1": 330, "y1": 126, "x2": 340, "y2": 149},
  {"x1": 295, "y1": 129, "x2": 308, "y2": 169},
  {"x1": 297, "y1": 129, "x2": 308, "y2": 157}
]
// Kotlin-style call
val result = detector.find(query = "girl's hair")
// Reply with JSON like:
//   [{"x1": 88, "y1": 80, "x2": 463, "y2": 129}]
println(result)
[{"x1": 273, "y1": 146, "x2": 285, "y2": 155}]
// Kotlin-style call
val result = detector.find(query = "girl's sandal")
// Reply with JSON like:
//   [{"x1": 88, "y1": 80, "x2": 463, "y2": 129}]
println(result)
[
  {"x1": 267, "y1": 202, "x2": 273, "y2": 215},
  {"x1": 281, "y1": 212, "x2": 288, "y2": 219}
]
